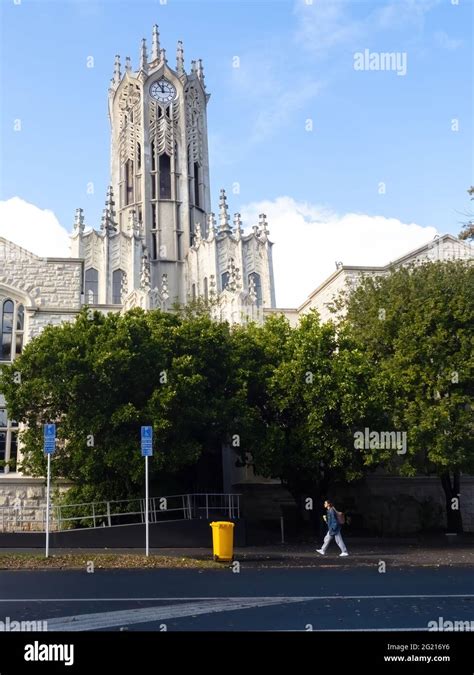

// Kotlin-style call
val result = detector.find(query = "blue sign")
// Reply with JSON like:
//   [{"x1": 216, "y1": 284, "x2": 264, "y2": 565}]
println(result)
[
  {"x1": 141, "y1": 426, "x2": 153, "y2": 457},
  {"x1": 43, "y1": 424, "x2": 56, "y2": 455}
]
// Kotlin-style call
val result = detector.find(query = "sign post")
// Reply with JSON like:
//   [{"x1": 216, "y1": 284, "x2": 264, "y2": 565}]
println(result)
[
  {"x1": 141, "y1": 426, "x2": 153, "y2": 557},
  {"x1": 43, "y1": 424, "x2": 56, "y2": 558}
]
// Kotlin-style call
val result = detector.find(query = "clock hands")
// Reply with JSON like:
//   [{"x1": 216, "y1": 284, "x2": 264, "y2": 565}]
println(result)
[{"x1": 150, "y1": 80, "x2": 175, "y2": 100}]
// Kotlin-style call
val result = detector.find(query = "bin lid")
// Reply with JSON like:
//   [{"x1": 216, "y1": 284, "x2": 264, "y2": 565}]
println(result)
[{"x1": 210, "y1": 521, "x2": 235, "y2": 528}]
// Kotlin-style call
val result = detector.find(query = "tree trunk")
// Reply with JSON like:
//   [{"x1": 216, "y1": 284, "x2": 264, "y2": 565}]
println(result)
[{"x1": 440, "y1": 471, "x2": 463, "y2": 533}]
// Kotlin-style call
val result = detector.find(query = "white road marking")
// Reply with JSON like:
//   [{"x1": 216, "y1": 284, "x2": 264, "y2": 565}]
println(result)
[
  {"x1": 1, "y1": 594, "x2": 473, "y2": 602},
  {"x1": 39, "y1": 597, "x2": 313, "y2": 631}
]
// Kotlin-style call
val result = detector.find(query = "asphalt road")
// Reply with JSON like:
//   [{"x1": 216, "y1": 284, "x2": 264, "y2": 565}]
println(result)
[{"x1": 0, "y1": 566, "x2": 472, "y2": 632}]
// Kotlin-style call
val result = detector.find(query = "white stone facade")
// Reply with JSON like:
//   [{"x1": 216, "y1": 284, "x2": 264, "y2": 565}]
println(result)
[{"x1": 284, "y1": 234, "x2": 473, "y2": 324}]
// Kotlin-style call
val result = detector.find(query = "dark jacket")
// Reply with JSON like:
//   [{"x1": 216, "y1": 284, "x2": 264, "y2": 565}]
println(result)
[{"x1": 327, "y1": 507, "x2": 341, "y2": 535}]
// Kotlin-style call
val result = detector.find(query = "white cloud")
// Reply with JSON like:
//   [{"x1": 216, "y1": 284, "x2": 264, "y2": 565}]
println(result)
[
  {"x1": 433, "y1": 31, "x2": 463, "y2": 51},
  {"x1": 240, "y1": 196, "x2": 439, "y2": 308},
  {"x1": 294, "y1": 0, "x2": 442, "y2": 56},
  {"x1": 0, "y1": 197, "x2": 71, "y2": 257}
]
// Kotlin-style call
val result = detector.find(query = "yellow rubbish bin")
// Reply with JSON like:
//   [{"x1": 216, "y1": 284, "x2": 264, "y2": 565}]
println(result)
[{"x1": 210, "y1": 521, "x2": 235, "y2": 562}]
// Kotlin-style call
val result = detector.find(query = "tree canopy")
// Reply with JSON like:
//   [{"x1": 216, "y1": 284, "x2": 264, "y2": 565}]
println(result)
[
  {"x1": 342, "y1": 260, "x2": 474, "y2": 531},
  {"x1": 0, "y1": 308, "x2": 238, "y2": 502}
]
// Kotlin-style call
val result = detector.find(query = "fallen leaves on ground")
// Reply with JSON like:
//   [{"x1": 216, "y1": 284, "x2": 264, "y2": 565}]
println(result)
[{"x1": 0, "y1": 553, "x2": 223, "y2": 570}]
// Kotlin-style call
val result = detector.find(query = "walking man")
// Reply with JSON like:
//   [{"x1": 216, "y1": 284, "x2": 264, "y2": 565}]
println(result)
[{"x1": 316, "y1": 500, "x2": 349, "y2": 557}]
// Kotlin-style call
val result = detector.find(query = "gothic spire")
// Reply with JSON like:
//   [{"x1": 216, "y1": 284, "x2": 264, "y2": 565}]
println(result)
[
  {"x1": 258, "y1": 213, "x2": 269, "y2": 239},
  {"x1": 140, "y1": 38, "x2": 148, "y2": 72},
  {"x1": 197, "y1": 59, "x2": 205, "y2": 86},
  {"x1": 74, "y1": 208, "x2": 85, "y2": 233},
  {"x1": 160, "y1": 47, "x2": 167, "y2": 64},
  {"x1": 125, "y1": 56, "x2": 132, "y2": 73},
  {"x1": 233, "y1": 213, "x2": 242, "y2": 238},
  {"x1": 113, "y1": 55, "x2": 121, "y2": 86},
  {"x1": 219, "y1": 189, "x2": 231, "y2": 232},
  {"x1": 176, "y1": 40, "x2": 184, "y2": 75},
  {"x1": 152, "y1": 24, "x2": 160, "y2": 61},
  {"x1": 101, "y1": 185, "x2": 117, "y2": 234},
  {"x1": 190, "y1": 59, "x2": 197, "y2": 75}
]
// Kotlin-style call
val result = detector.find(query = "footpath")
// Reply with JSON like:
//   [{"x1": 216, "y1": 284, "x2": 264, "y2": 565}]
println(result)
[{"x1": 0, "y1": 536, "x2": 472, "y2": 568}]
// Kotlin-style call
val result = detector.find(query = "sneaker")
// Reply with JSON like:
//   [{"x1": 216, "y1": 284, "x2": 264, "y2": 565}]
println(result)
[
  {"x1": 316, "y1": 549, "x2": 325, "y2": 555},
  {"x1": 339, "y1": 552, "x2": 349, "y2": 557}
]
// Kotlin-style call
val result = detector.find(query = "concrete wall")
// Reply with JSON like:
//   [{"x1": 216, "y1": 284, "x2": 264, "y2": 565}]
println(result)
[{"x1": 0, "y1": 518, "x2": 246, "y2": 549}]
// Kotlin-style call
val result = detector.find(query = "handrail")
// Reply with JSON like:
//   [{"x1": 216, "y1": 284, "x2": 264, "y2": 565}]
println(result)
[{"x1": 0, "y1": 493, "x2": 241, "y2": 533}]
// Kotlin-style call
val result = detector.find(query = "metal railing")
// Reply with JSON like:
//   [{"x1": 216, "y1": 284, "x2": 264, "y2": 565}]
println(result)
[{"x1": 0, "y1": 493, "x2": 241, "y2": 533}]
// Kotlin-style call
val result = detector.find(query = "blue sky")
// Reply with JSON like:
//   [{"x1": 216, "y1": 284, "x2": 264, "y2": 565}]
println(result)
[{"x1": 0, "y1": 0, "x2": 472, "y2": 305}]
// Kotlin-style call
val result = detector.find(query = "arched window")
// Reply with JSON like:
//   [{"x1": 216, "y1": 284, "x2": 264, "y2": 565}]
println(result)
[
  {"x1": 221, "y1": 272, "x2": 230, "y2": 291},
  {"x1": 85, "y1": 268, "x2": 99, "y2": 304},
  {"x1": 248, "y1": 272, "x2": 262, "y2": 306},
  {"x1": 159, "y1": 153, "x2": 171, "y2": 199},
  {"x1": 112, "y1": 270, "x2": 124, "y2": 304},
  {"x1": 152, "y1": 233, "x2": 158, "y2": 260},
  {"x1": 137, "y1": 142, "x2": 142, "y2": 170},
  {"x1": 192, "y1": 284, "x2": 196, "y2": 301},
  {"x1": 1, "y1": 300, "x2": 13, "y2": 361},
  {"x1": 0, "y1": 300, "x2": 24, "y2": 362},
  {"x1": 203, "y1": 277, "x2": 208, "y2": 301},
  {"x1": 151, "y1": 141, "x2": 156, "y2": 171},
  {"x1": 16, "y1": 304, "x2": 24, "y2": 355}
]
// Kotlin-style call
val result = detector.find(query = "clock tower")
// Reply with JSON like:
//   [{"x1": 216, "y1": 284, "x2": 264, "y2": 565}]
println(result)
[
  {"x1": 108, "y1": 26, "x2": 211, "y2": 305},
  {"x1": 71, "y1": 26, "x2": 276, "y2": 320}
]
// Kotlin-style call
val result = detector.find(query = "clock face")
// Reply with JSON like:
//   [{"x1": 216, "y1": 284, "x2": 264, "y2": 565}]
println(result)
[{"x1": 150, "y1": 79, "x2": 176, "y2": 103}]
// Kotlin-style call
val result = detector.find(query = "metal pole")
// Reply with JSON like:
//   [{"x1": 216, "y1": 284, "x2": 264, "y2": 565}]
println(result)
[
  {"x1": 280, "y1": 515, "x2": 285, "y2": 545},
  {"x1": 145, "y1": 455, "x2": 149, "y2": 557},
  {"x1": 45, "y1": 453, "x2": 51, "y2": 558}
]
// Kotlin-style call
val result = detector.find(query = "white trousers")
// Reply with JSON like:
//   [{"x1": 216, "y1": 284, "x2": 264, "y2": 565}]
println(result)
[{"x1": 321, "y1": 530, "x2": 347, "y2": 554}]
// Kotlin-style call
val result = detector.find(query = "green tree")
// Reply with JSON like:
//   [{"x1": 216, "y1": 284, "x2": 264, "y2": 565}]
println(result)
[
  {"x1": 232, "y1": 312, "x2": 382, "y2": 518},
  {"x1": 0, "y1": 307, "x2": 237, "y2": 503},
  {"x1": 343, "y1": 260, "x2": 474, "y2": 532}
]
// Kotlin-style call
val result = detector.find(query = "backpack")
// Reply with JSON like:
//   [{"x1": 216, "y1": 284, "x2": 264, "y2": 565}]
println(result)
[{"x1": 336, "y1": 510, "x2": 345, "y2": 525}]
